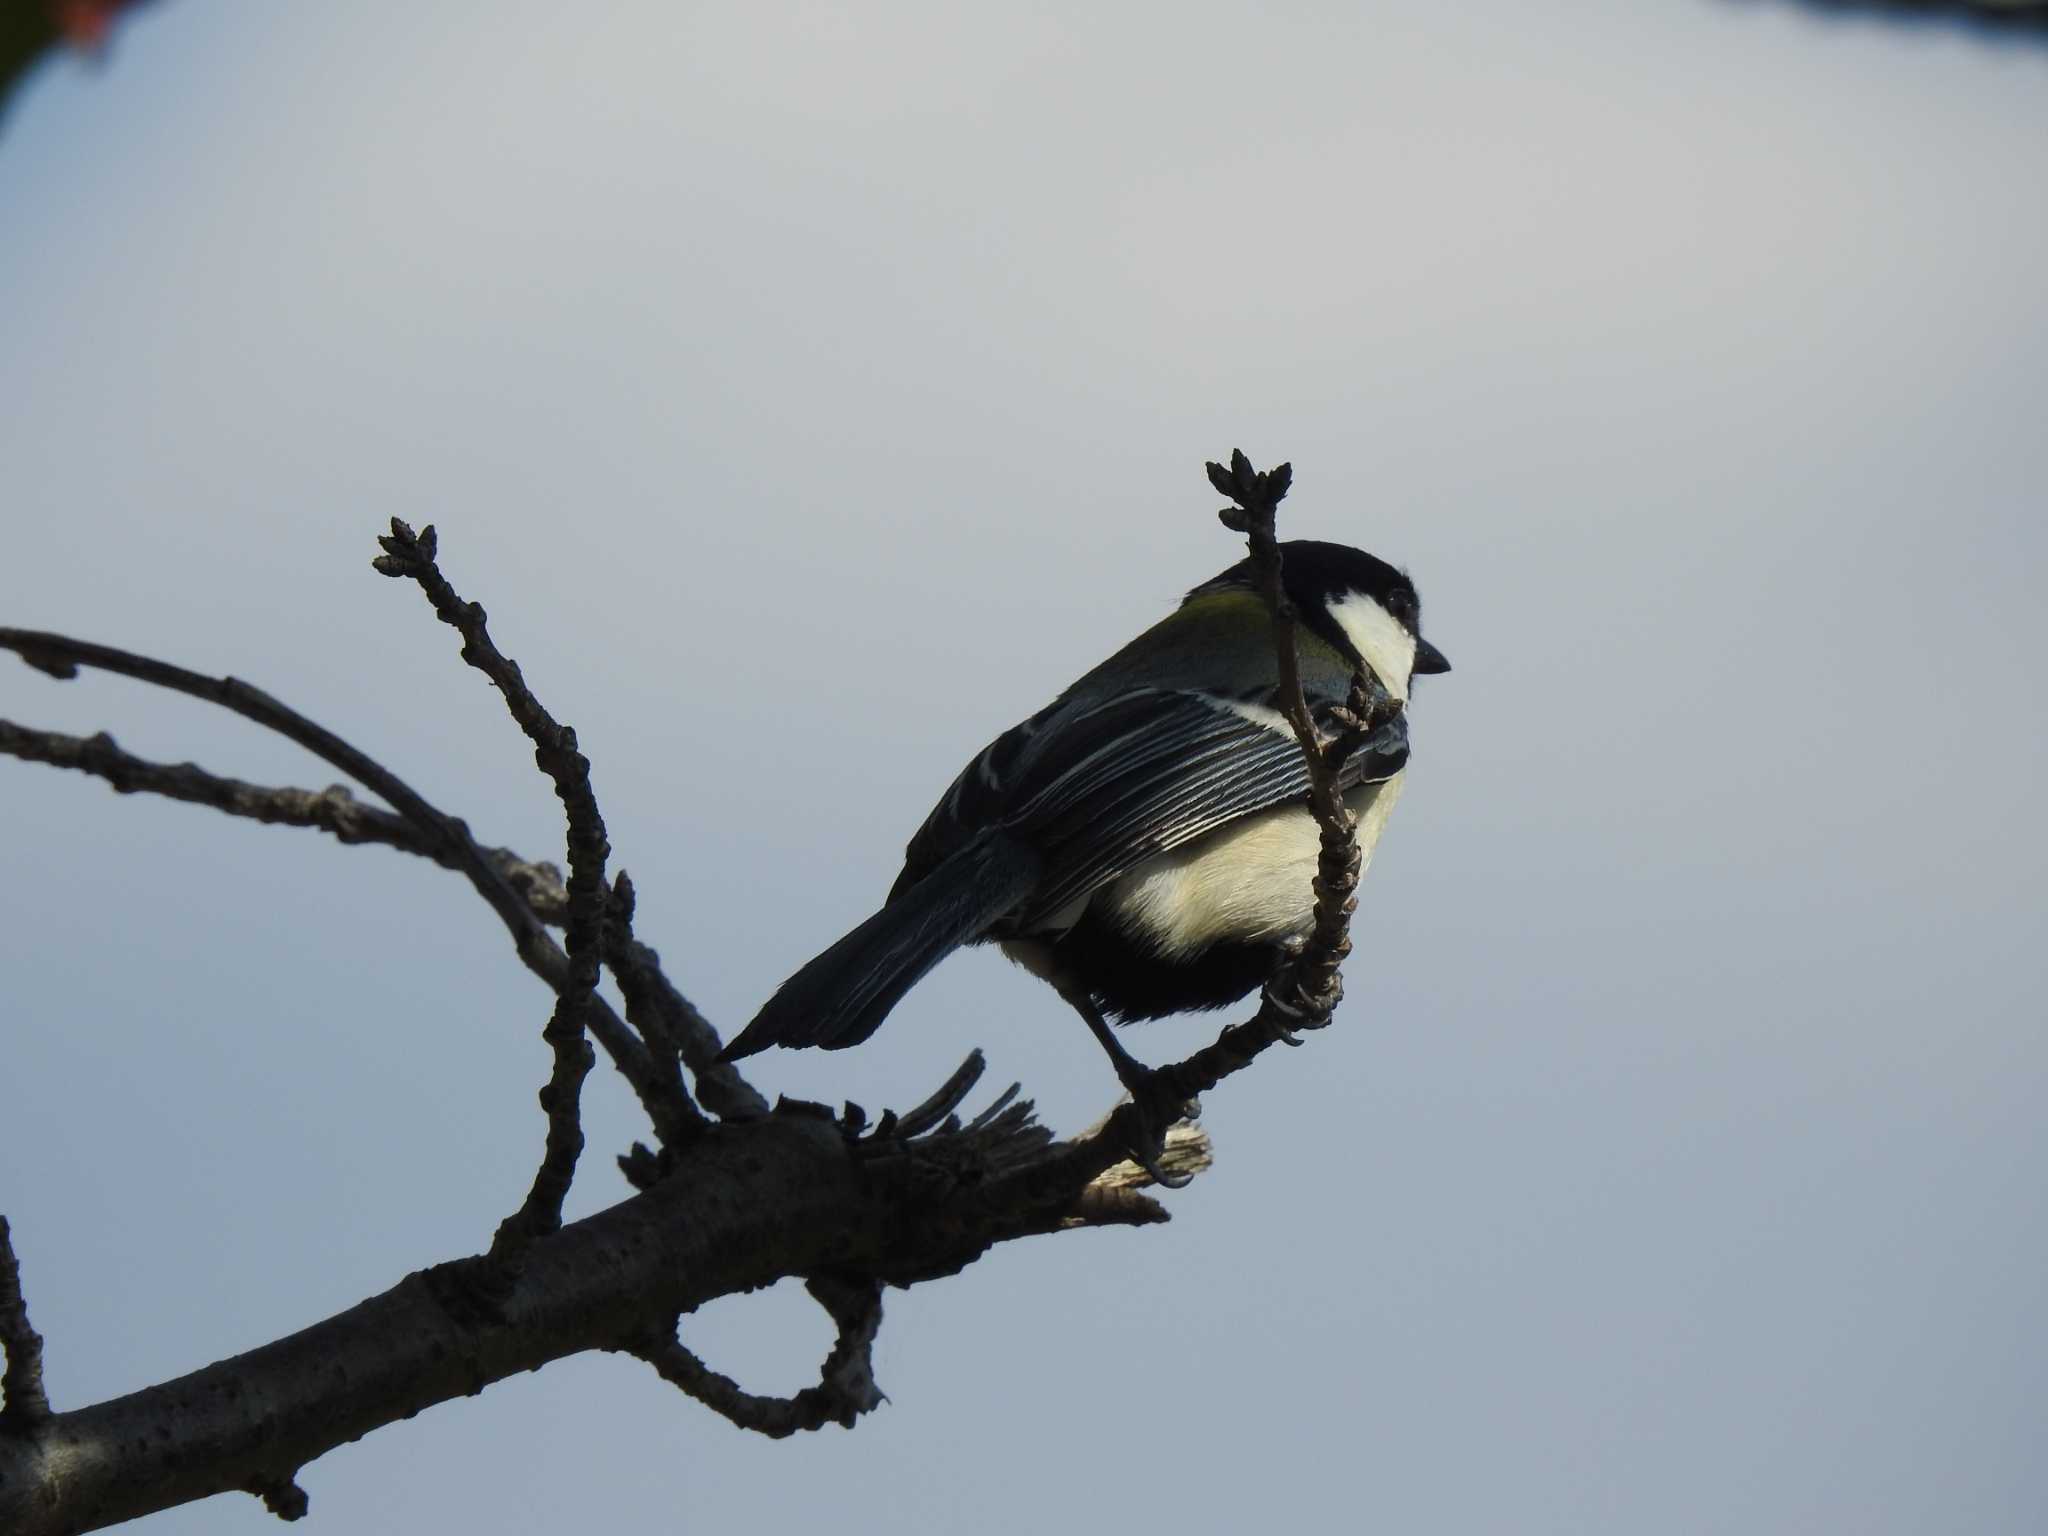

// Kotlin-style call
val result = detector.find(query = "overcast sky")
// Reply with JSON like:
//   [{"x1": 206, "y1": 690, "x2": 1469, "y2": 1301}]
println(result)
[{"x1": 3, "y1": 3, "x2": 2045, "y2": 1532}]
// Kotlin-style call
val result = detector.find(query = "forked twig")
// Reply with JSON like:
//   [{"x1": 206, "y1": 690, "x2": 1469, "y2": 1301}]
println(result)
[
  {"x1": 0, "y1": 717, "x2": 765, "y2": 1128},
  {"x1": 0, "y1": 627, "x2": 702, "y2": 1148}
]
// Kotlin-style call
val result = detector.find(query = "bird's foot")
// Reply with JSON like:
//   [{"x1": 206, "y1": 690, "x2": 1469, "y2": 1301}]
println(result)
[
  {"x1": 1262, "y1": 941, "x2": 1338, "y2": 1043},
  {"x1": 1114, "y1": 1063, "x2": 1201, "y2": 1190},
  {"x1": 1259, "y1": 980, "x2": 1330, "y2": 1043}
]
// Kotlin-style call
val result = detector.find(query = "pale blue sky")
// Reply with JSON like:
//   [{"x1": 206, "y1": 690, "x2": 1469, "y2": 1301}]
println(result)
[{"x1": 3, "y1": 3, "x2": 2045, "y2": 1532}]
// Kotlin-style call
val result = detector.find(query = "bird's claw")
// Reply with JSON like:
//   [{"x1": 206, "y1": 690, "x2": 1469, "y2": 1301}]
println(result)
[
  {"x1": 1261, "y1": 980, "x2": 1331, "y2": 1037},
  {"x1": 1117, "y1": 1066, "x2": 1199, "y2": 1189},
  {"x1": 1134, "y1": 1147, "x2": 1195, "y2": 1190}
]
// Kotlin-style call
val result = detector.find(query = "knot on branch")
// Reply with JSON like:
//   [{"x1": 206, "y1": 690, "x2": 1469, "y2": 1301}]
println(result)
[{"x1": 243, "y1": 1473, "x2": 310, "y2": 1522}]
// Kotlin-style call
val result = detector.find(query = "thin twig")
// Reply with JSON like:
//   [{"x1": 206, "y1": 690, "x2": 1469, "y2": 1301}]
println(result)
[
  {"x1": 0, "y1": 631, "x2": 701, "y2": 1146},
  {"x1": 0, "y1": 625, "x2": 539, "y2": 951},
  {"x1": 0, "y1": 719, "x2": 574, "y2": 913},
  {"x1": 0, "y1": 717, "x2": 747, "y2": 1130},
  {"x1": 1204, "y1": 446, "x2": 1394, "y2": 1023},
  {"x1": 370, "y1": 520, "x2": 608, "y2": 1250},
  {"x1": 1209, "y1": 452, "x2": 1322, "y2": 789},
  {"x1": 629, "y1": 1276, "x2": 887, "y2": 1437},
  {"x1": 604, "y1": 874, "x2": 768, "y2": 1122},
  {"x1": 595, "y1": 871, "x2": 689, "y2": 1113},
  {"x1": 982, "y1": 449, "x2": 1385, "y2": 1210},
  {"x1": 0, "y1": 1216, "x2": 50, "y2": 1431}
]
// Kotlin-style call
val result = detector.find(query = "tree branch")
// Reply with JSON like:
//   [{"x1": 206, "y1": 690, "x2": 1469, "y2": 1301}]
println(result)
[
  {"x1": 0, "y1": 718, "x2": 579, "y2": 911},
  {"x1": 980, "y1": 450, "x2": 1394, "y2": 1204},
  {"x1": 1206, "y1": 447, "x2": 1393, "y2": 1022},
  {"x1": 1749, "y1": 0, "x2": 2048, "y2": 41},
  {"x1": 0, "y1": 715, "x2": 766, "y2": 1134},
  {"x1": 629, "y1": 1275, "x2": 887, "y2": 1437},
  {"x1": 0, "y1": 451, "x2": 1379, "y2": 1528},
  {"x1": 372, "y1": 520, "x2": 611, "y2": 1251},
  {"x1": 605, "y1": 872, "x2": 769, "y2": 1123},
  {"x1": 0, "y1": 1215, "x2": 50, "y2": 1433},
  {"x1": 0, "y1": 628, "x2": 705, "y2": 1147},
  {"x1": 0, "y1": 1078, "x2": 1176, "y2": 1534}
]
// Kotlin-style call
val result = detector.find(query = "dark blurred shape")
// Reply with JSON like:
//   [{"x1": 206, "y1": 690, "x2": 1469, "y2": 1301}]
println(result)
[
  {"x1": 1, "y1": 0, "x2": 156, "y2": 132},
  {"x1": 1733, "y1": 0, "x2": 2048, "y2": 43}
]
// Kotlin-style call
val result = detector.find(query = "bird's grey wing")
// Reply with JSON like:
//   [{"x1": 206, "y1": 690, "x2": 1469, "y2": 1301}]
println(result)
[
  {"x1": 990, "y1": 685, "x2": 1408, "y2": 930},
  {"x1": 894, "y1": 695, "x2": 1065, "y2": 897}
]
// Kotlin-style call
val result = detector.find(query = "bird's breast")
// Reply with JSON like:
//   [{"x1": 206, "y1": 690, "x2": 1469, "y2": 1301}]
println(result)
[{"x1": 1090, "y1": 772, "x2": 1406, "y2": 960}]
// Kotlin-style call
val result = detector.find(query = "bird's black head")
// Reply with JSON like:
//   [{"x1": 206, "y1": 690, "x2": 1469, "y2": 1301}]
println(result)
[{"x1": 1188, "y1": 539, "x2": 1451, "y2": 697}]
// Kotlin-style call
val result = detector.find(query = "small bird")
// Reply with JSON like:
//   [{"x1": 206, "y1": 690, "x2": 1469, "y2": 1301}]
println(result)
[{"x1": 723, "y1": 539, "x2": 1448, "y2": 1160}]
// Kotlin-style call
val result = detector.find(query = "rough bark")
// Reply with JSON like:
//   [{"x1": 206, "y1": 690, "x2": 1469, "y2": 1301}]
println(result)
[{"x1": 0, "y1": 1108, "x2": 1169, "y2": 1535}]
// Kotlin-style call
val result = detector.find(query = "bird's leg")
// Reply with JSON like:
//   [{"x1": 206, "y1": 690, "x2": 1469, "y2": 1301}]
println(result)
[{"x1": 1058, "y1": 987, "x2": 1198, "y2": 1190}]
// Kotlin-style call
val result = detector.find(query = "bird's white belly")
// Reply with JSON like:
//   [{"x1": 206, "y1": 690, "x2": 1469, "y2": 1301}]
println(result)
[{"x1": 1097, "y1": 771, "x2": 1405, "y2": 959}]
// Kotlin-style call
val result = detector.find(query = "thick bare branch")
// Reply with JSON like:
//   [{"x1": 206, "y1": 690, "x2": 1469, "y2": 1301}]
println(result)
[
  {"x1": 0, "y1": 1216, "x2": 50, "y2": 1432},
  {"x1": 0, "y1": 1085, "x2": 1177, "y2": 1535}
]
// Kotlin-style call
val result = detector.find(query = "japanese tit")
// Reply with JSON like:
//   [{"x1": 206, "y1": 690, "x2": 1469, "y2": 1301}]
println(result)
[{"x1": 723, "y1": 539, "x2": 1449, "y2": 1103}]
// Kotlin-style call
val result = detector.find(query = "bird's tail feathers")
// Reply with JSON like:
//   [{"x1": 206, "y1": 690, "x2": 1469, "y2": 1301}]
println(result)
[{"x1": 721, "y1": 835, "x2": 1041, "y2": 1061}]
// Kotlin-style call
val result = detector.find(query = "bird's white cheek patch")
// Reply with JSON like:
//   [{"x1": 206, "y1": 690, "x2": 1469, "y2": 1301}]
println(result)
[{"x1": 1328, "y1": 592, "x2": 1416, "y2": 701}]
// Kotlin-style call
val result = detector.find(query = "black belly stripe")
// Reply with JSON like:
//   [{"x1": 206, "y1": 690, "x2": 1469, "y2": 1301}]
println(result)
[{"x1": 1040, "y1": 903, "x2": 1276, "y2": 1022}]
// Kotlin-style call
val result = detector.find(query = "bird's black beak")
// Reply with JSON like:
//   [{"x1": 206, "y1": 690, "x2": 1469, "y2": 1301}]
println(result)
[{"x1": 1413, "y1": 638, "x2": 1452, "y2": 676}]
